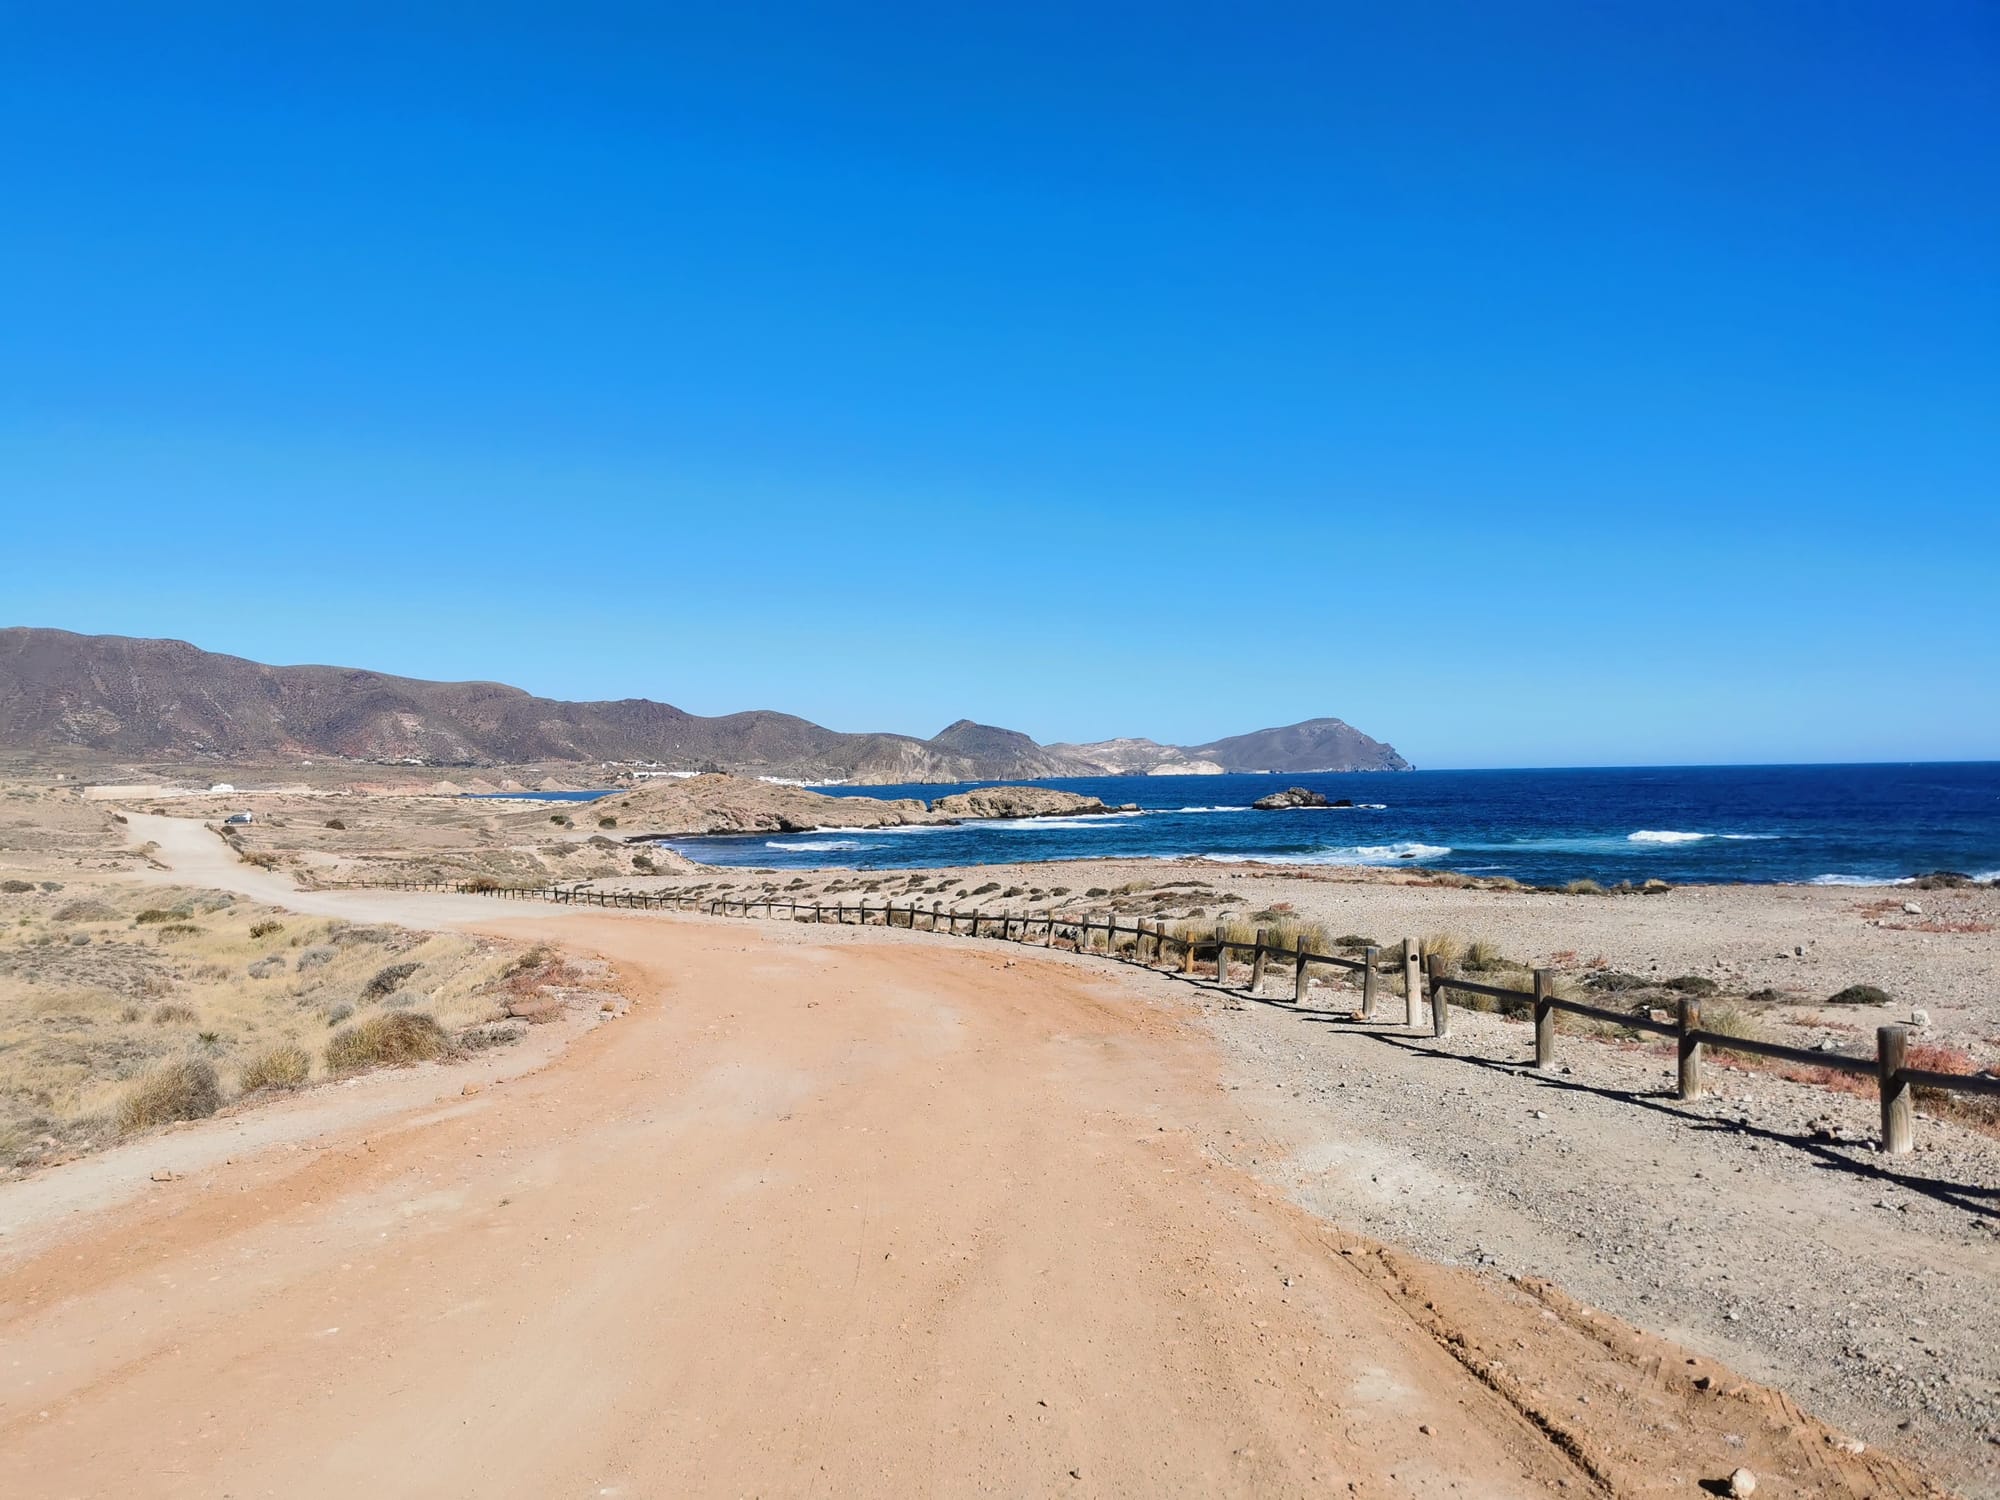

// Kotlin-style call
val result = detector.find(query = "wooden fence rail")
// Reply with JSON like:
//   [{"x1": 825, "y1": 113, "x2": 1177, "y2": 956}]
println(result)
[{"x1": 344, "y1": 878, "x2": 1997, "y2": 1155}]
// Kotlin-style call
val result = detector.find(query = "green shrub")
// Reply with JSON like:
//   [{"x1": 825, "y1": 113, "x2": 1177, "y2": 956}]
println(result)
[
  {"x1": 326, "y1": 1012, "x2": 454, "y2": 1074},
  {"x1": 0, "y1": 879, "x2": 33, "y2": 894},
  {"x1": 249, "y1": 919, "x2": 285, "y2": 939},
  {"x1": 1827, "y1": 984, "x2": 1892, "y2": 1007},
  {"x1": 117, "y1": 1057, "x2": 223, "y2": 1133},
  {"x1": 135, "y1": 908, "x2": 181, "y2": 924},
  {"x1": 239, "y1": 1042, "x2": 312, "y2": 1092},
  {"x1": 1564, "y1": 879, "x2": 1606, "y2": 896},
  {"x1": 598, "y1": 816, "x2": 617, "y2": 829},
  {"x1": 325, "y1": 818, "x2": 347, "y2": 830}
]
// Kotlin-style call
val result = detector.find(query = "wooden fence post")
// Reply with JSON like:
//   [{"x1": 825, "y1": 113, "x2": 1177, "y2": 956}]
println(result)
[
  {"x1": 1426, "y1": 954, "x2": 1449, "y2": 1038},
  {"x1": 1535, "y1": 969, "x2": 1557, "y2": 1070},
  {"x1": 1181, "y1": 929, "x2": 1195, "y2": 975},
  {"x1": 1403, "y1": 939, "x2": 1422, "y2": 1027},
  {"x1": 1214, "y1": 922, "x2": 1231, "y2": 987},
  {"x1": 1878, "y1": 1025, "x2": 1913, "y2": 1155},
  {"x1": 1677, "y1": 997, "x2": 1703, "y2": 1099},
  {"x1": 1250, "y1": 928, "x2": 1267, "y2": 992},
  {"x1": 1362, "y1": 946, "x2": 1379, "y2": 1019},
  {"x1": 1044, "y1": 911, "x2": 1055, "y2": 947},
  {"x1": 1292, "y1": 936, "x2": 1308, "y2": 1005}
]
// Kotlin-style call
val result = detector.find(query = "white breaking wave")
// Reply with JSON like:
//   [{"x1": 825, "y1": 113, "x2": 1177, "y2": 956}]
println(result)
[
  {"x1": 765, "y1": 838, "x2": 879, "y2": 852},
  {"x1": 1628, "y1": 830, "x2": 1708, "y2": 844},
  {"x1": 1175, "y1": 805, "x2": 1251, "y2": 813},
  {"x1": 1808, "y1": 873, "x2": 1915, "y2": 887},
  {"x1": 1972, "y1": 870, "x2": 2000, "y2": 884}
]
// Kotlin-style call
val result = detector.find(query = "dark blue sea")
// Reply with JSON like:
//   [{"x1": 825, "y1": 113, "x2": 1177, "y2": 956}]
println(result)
[{"x1": 655, "y1": 763, "x2": 2000, "y2": 887}]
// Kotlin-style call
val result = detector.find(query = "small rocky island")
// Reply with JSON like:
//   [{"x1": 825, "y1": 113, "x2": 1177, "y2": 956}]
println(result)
[{"x1": 1251, "y1": 787, "x2": 1356, "y2": 811}]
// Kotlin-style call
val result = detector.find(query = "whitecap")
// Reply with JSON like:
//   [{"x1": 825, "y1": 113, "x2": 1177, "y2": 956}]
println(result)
[
  {"x1": 1628, "y1": 830, "x2": 1708, "y2": 844},
  {"x1": 1807, "y1": 873, "x2": 1915, "y2": 887},
  {"x1": 1176, "y1": 805, "x2": 1251, "y2": 813},
  {"x1": 765, "y1": 838, "x2": 880, "y2": 852}
]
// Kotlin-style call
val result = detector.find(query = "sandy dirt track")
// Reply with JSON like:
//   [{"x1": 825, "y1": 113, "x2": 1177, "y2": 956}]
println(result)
[{"x1": 0, "y1": 899, "x2": 1942, "y2": 1498}]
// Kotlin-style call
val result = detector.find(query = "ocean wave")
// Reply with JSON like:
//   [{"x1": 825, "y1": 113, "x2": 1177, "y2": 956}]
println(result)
[
  {"x1": 963, "y1": 812, "x2": 1145, "y2": 831},
  {"x1": 765, "y1": 838, "x2": 880, "y2": 852},
  {"x1": 1808, "y1": 873, "x2": 1915, "y2": 887},
  {"x1": 1198, "y1": 841, "x2": 1450, "y2": 867},
  {"x1": 1175, "y1": 805, "x2": 1251, "y2": 813},
  {"x1": 1972, "y1": 870, "x2": 2000, "y2": 884},
  {"x1": 1628, "y1": 830, "x2": 1708, "y2": 844}
]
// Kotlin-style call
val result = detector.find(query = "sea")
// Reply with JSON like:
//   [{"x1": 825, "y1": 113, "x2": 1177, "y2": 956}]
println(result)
[{"x1": 629, "y1": 763, "x2": 2000, "y2": 887}]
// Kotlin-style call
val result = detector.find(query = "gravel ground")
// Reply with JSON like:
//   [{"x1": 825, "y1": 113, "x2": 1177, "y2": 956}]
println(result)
[{"x1": 1160, "y1": 960, "x2": 2000, "y2": 1497}]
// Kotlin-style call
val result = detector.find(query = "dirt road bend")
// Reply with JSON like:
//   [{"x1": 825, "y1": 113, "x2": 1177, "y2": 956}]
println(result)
[{"x1": 0, "y1": 911, "x2": 1941, "y2": 1497}]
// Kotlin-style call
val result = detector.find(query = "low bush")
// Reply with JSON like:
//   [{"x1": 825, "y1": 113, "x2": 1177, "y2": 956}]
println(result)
[
  {"x1": 151, "y1": 1002, "x2": 200, "y2": 1024},
  {"x1": 296, "y1": 945, "x2": 336, "y2": 970},
  {"x1": 323, "y1": 1002, "x2": 354, "y2": 1027},
  {"x1": 117, "y1": 1057, "x2": 223, "y2": 1133},
  {"x1": 247, "y1": 955, "x2": 286, "y2": 978},
  {"x1": 362, "y1": 961, "x2": 422, "y2": 1001},
  {"x1": 239, "y1": 1043, "x2": 312, "y2": 1092},
  {"x1": 550, "y1": 813, "x2": 571, "y2": 827},
  {"x1": 154, "y1": 922, "x2": 201, "y2": 939},
  {"x1": 325, "y1": 1012, "x2": 454, "y2": 1074},
  {"x1": 1564, "y1": 879, "x2": 1607, "y2": 896},
  {"x1": 1463, "y1": 939, "x2": 1510, "y2": 972},
  {"x1": 54, "y1": 898, "x2": 118, "y2": 922},
  {"x1": 1663, "y1": 975, "x2": 1719, "y2": 997},
  {"x1": 1827, "y1": 984, "x2": 1893, "y2": 1006},
  {"x1": 0, "y1": 879, "x2": 34, "y2": 894},
  {"x1": 135, "y1": 908, "x2": 181, "y2": 924},
  {"x1": 1420, "y1": 932, "x2": 1464, "y2": 969},
  {"x1": 324, "y1": 818, "x2": 347, "y2": 830},
  {"x1": 1698, "y1": 1003, "x2": 1763, "y2": 1040},
  {"x1": 249, "y1": 919, "x2": 285, "y2": 939},
  {"x1": 598, "y1": 816, "x2": 617, "y2": 829}
]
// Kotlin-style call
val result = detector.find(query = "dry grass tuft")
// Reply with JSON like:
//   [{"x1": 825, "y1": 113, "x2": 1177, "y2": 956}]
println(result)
[
  {"x1": 325, "y1": 1011, "x2": 454, "y2": 1074},
  {"x1": 238, "y1": 1042, "x2": 312, "y2": 1092},
  {"x1": 117, "y1": 1056, "x2": 223, "y2": 1133}
]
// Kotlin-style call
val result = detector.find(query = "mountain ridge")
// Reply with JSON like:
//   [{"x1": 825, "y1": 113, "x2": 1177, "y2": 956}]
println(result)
[{"x1": 0, "y1": 627, "x2": 1412, "y2": 781}]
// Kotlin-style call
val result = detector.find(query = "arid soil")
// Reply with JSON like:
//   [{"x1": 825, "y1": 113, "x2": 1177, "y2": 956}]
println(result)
[
  {"x1": 2, "y1": 803, "x2": 1994, "y2": 1495},
  {"x1": 0, "y1": 903, "x2": 1948, "y2": 1498}
]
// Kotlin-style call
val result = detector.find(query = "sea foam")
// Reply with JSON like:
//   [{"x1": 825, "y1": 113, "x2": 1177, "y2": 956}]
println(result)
[{"x1": 1628, "y1": 830, "x2": 1708, "y2": 844}]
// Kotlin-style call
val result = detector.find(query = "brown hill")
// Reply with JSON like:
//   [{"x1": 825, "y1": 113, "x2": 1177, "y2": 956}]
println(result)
[{"x1": 0, "y1": 627, "x2": 1411, "y2": 779}]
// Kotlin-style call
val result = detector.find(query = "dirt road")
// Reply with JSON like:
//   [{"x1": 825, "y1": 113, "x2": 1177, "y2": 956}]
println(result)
[{"x1": 0, "y1": 901, "x2": 1939, "y2": 1497}]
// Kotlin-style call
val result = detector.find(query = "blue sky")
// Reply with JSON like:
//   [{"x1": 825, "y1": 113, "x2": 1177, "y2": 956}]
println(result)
[{"x1": 3, "y1": 3, "x2": 1995, "y2": 768}]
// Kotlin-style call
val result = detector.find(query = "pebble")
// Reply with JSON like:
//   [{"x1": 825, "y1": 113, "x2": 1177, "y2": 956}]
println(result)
[{"x1": 1728, "y1": 1468, "x2": 1757, "y2": 1497}]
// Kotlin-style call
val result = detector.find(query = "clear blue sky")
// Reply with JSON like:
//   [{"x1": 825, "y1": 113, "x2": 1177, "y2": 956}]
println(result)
[{"x1": 3, "y1": 4, "x2": 1994, "y2": 768}]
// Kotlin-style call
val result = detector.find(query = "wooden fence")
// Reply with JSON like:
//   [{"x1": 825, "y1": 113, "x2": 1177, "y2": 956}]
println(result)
[{"x1": 357, "y1": 878, "x2": 1999, "y2": 1155}]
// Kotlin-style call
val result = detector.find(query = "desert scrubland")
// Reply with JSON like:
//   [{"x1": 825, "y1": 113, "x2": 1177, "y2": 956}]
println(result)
[{"x1": 0, "y1": 771, "x2": 1995, "y2": 1495}]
